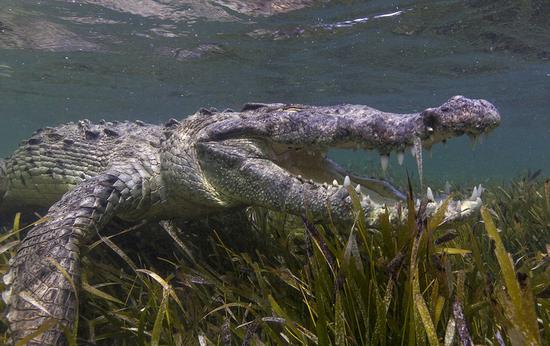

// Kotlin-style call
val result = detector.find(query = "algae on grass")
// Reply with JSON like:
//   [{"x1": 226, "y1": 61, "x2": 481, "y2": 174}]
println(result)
[{"x1": 0, "y1": 177, "x2": 548, "y2": 345}]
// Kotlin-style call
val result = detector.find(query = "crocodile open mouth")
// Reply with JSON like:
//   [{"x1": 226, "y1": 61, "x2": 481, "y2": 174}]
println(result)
[
  {"x1": 268, "y1": 128, "x2": 494, "y2": 202},
  {"x1": 269, "y1": 145, "x2": 408, "y2": 200}
]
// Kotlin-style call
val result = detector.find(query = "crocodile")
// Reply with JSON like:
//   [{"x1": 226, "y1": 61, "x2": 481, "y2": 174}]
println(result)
[{"x1": 0, "y1": 95, "x2": 500, "y2": 345}]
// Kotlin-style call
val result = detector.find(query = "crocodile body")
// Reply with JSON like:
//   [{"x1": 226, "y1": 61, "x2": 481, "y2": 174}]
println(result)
[{"x1": 0, "y1": 96, "x2": 500, "y2": 345}]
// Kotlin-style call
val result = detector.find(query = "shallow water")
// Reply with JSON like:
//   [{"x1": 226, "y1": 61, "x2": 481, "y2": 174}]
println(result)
[{"x1": 1, "y1": 0, "x2": 549, "y2": 187}]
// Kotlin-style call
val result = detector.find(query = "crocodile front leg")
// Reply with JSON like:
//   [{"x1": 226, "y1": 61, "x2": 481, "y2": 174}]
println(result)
[{"x1": 4, "y1": 167, "x2": 150, "y2": 345}]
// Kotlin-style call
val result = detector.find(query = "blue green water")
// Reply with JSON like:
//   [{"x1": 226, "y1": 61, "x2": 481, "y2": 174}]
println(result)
[{"x1": 1, "y1": 0, "x2": 549, "y2": 186}]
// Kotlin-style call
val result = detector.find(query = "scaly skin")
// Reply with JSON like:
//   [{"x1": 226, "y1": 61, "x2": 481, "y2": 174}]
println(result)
[{"x1": 0, "y1": 96, "x2": 500, "y2": 345}]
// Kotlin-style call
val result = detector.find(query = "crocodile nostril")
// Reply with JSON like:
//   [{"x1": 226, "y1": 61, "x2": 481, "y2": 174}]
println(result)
[{"x1": 423, "y1": 111, "x2": 439, "y2": 129}]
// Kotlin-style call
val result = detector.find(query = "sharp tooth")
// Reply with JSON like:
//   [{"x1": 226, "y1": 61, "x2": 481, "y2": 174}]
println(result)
[
  {"x1": 427, "y1": 187, "x2": 435, "y2": 201},
  {"x1": 2, "y1": 287, "x2": 12, "y2": 304},
  {"x1": 3, "y1": 271, "x2": 13, "y2": 285},
  {"x1": 444, "y1": 181, "x2": 451, "y2": 195},
  {"x1": 397, "y1": 151, "x2": 404, "y2": 165},
  {"x1": 470, "y1": 186, "x2": 478, "y2": 200},
  {"x1": 332, "y1": 179, "x2": 339, "y2": 186},
  {"x1": 380, "y1": 154, "x2": 389, "y2": 172},
  {"x1": 343, "y1": 175, "x2": 351, "y2": 187},
  {"x1": 410, "y1": 146, "x2": 416, "y2": 157},
  {"x1": 355, "y1": 184, "x2": 361, "y2": 193},
  {"x1": 413, "y1": 137, "x2": 423, "y2": 188},
  {"x1": 470, "y1": 184, "x2": 483, "y2": 200},
  {"x1": 6, "y1": 310, "x2": 15, "y2": 322}
]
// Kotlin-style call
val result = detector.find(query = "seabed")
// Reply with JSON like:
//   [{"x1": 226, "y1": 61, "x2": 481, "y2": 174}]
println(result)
[{"x1": 0, "y1": 175, "x2": 548, "y2": 345}]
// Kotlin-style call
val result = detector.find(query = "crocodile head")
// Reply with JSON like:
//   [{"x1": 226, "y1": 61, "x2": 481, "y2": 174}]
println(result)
[
  {"x1": 418, "y1": 95, "x2": 501, "y2": 149},
  {"x1": 169, "y1": 96, "x2": 500, "y2": 224}
]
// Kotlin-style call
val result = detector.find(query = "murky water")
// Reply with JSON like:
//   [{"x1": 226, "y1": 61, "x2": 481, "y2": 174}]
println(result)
[{"x1": 1, "y1": 0, "x2": 549, "y2": 187}]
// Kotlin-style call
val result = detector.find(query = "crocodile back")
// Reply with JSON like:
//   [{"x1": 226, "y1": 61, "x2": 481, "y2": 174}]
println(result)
[{"x1": 1, "y1": 119, "x2": 163, "y2": 210}]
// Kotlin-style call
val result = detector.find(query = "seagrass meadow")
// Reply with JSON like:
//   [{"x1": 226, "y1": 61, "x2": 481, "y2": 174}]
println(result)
[{"x1": 0, "y1": 176, "x2": 547, "y2": 345}]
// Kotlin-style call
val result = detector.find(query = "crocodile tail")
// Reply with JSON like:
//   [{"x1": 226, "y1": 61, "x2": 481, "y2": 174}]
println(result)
[{"x1": 4, "y1": 168, "x2": 147, "y2": 345}]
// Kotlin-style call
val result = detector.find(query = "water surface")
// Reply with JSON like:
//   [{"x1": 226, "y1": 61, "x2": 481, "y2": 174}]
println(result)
[{"x1": 1, "y1": 0, "x2": 549, "y2": 187}]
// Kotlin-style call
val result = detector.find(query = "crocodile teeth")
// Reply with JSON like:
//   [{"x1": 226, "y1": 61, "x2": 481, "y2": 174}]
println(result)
[
  {"x1": 471, "y1": 186, "x2": 478, "y2": 200},
  {"x1": 380, "y1": 155, "x2": 389, "y2": 172},
  {"x1": 470, "y1": 184, "x2": 483, "y2": 200},
  {"x1": 397, "y1": 151, "x2": 404, "y2": 165},
  {"x1": 3, "y1": 270, "x2": 13, "y2": 285},
  {"x1": 413, "y1": 137, "x2": 423, "y2": 188},
  {"x1": 332, "y1": 179, "x2": 339, "y2": 186},
  {"x1": 6, "y1": 310, "x2": 15, "y2": 322},
  {"x1": 355, "y1": 184, "x2": 361, "y2": 193},
  {"x1": 362, "y1": 194, "x2": 371, "y2": 204},
  {"x1": 426, "y1": 187, "x2": 435, "y2": 201},
  {"x1": 444, "y1": 181, "x2": 452, "y2": 195},
  {"x1": 343, "y1": 175, "x2": 351, "y2": 187},
  {"x1": 2, "y1": 287, "x2": 12, "y2": 304}
]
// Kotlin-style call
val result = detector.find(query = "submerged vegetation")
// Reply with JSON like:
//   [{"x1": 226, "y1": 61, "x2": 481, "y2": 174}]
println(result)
[{"x1": 0, "y1": 177, "x2": 548, "y2": 345}]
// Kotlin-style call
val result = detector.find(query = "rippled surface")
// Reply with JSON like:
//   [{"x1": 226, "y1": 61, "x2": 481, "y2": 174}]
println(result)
[{"x1": 1, "y1": 0, "x2": 549, "y2": 185}]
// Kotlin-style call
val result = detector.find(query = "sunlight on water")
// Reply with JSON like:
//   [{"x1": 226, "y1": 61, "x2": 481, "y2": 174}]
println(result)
[{"x1": 0, "y1": 0, "x2": 549, "y2": 186}]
